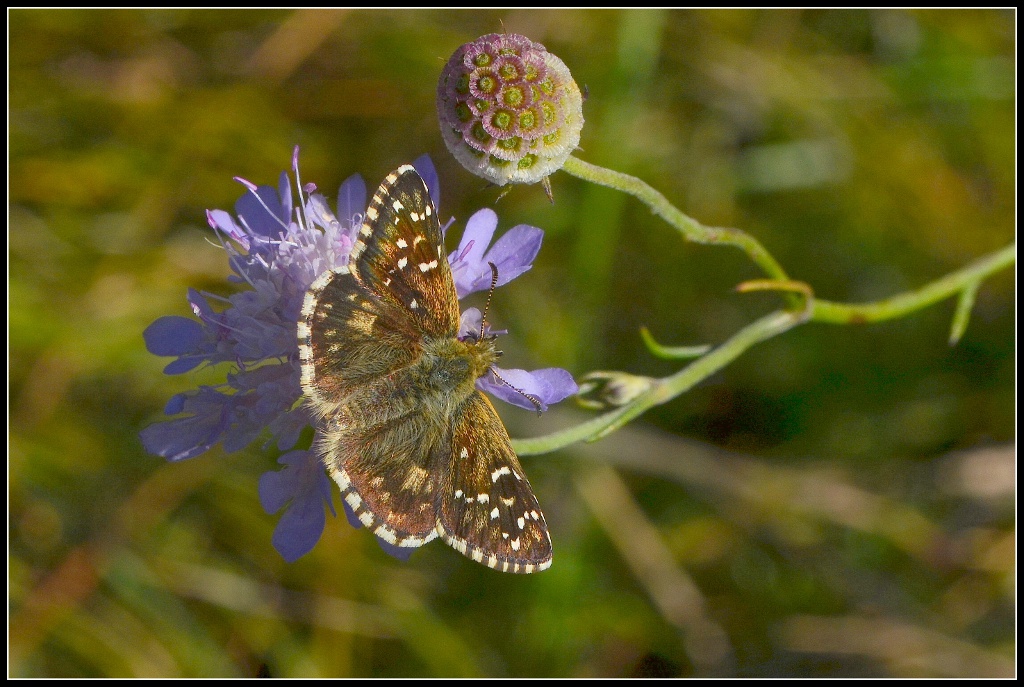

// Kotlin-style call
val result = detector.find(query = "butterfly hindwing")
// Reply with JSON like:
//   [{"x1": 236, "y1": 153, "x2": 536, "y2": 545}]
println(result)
[
  {"x1": 436, "y1": 392, "x2": 553, "y2": 573},
  {"x1": 318, "y1": 416, "x2": 442, "y2": 548},
  {"x1": 350, "y1": 165, "x2": 460, "y2": 339}
]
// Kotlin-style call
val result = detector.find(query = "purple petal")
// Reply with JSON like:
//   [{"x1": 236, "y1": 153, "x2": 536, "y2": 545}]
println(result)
[
  {"x1": 450, "y1": 209, "x2": 498, "y2": 297},
  {"x1": 270, "y1": 407, "x2": 309, "y2": 452},
  {"x1": 143, "y1": 316, "x2": 204, "y2": 357},
  {"x1": 526, "y1": 367, "x2": 579, "y2": 404},
  {"x1": 139, "y1": 418, "x2": 219, "y2": 461},
  {"x1": 235, "y1": 183, "x2": 289, "y2": 238},
  {"x1": 412, "y1": 154, "x2": 440, "y2": 210},
  {"x1": 340, "y1": 499, "x2": 363, "y2": 529},
  {"x1": 486, "y1": 225, "x2": 543, "y2": 288},
  {"x1": 277, "y1": 171, "x2": 292, "y2": 217},
  {"x1": 259, "y1": 450, "x2": 335, "y2": 562},
  {"x1": 337, "y1": 173, "x2": 367, "y2": 225},
  {"x1": 305, "y1": 193, "x2": 337, "y2": 229},
  {"x1": 448, "y1": 212, "x2": 543, "y2": 297},
  {"x1": 458, "y1": 308, "x2": 483, "y2": 339},
  {"x1": 162, "y1": 356, "x2": 206, "y2": 375},
  {"x1": 377, "y1": 539, "x2": 416, "y2": 561},
  {"x1": 478, "y1": 366, "x2": 578, "y2": 411},
  {"x1": 164, "y1": 393, "x2": 186, "y2": 415},
  {"x1": 140, "y1": 389, "x2": 232, "y2": 461},
  {"x1": 456, "y1": 209, "x2": 497, "y2": 266},
  {"x1": 207, "y1": 209, "x2": 247, "y2": 246},
  {"x1": 187, "y1": 288, "x2": 215, "y2": 320}
]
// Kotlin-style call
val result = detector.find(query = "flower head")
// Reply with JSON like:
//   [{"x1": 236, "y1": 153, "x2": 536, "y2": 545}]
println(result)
[
  {"x1": 141, "y1": 149, "x2": 576, "y2": 561},
  {"x1": 437, "y1": 33, "x2": 584, "y2": 186}
]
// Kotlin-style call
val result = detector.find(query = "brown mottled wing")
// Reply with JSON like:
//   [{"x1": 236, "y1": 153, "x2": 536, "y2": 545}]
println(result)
[
  {"x1": 436, "y1": 393, "x2": 553, "y2": 573},
  {"x1": 298, "y1": 266, "x2": 420, "y2": 417},
  {"x1": 349, "y1": 165, "x2": 460, "y2": 338},
  {"x1": 318, "y1": 415, "x2": 442, "y2": 548},
  {"x1": 300, "y1": 265, "x2": 441, "y2": 547}
]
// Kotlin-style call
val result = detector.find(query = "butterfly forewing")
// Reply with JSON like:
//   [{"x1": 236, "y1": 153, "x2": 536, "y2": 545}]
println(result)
[
  {"x1": 436, "y1": 393, "x2": 553, "y2": 573},
  {"x1": 299, "y1": 267, "x2": 421, "y2": 416},
  {"x1": 350, "y1": 166, "x2": 460, "y2": 339}
]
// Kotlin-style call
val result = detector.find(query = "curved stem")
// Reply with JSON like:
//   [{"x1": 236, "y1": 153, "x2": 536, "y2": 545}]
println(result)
[
  {"x1": 561, "y1": 155, "x2": 791, "y2": 283},
  {"x1": 514, "y1": 310, "x2": 801, "y2": 456},
  {"x1": 811, "y1": 244, "x2": 1015, "y2": 324},
  {"x1": 515, "y1": 244, "x2": 1014, "y2": 455},
  {"x1": 529, "y1": 157, "x2": 1015, "y2": 456}
]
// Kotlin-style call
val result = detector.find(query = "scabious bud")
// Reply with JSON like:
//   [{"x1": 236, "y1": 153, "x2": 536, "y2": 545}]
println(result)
[
  {"x1": 576, "y1": 371, "x2": 656, "y2": 410},
  {"x1": 437, "y1": 33, "x2": 584, "y2": 186}
]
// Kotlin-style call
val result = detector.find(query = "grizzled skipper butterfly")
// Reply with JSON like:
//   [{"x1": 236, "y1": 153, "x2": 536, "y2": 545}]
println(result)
[{"x1": 298, "y1": 166, "x2": 552, "y2": 573}]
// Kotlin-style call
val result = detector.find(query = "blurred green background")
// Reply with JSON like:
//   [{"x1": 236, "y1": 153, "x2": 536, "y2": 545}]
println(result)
[{"x1": 9, "y1": 9, "x2": 1015, "y2": 677}]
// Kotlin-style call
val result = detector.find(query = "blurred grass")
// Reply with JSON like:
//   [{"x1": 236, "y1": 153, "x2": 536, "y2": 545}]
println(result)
[{"x1": 9, "y1": 9, "x2": 1014, "y2": 677}]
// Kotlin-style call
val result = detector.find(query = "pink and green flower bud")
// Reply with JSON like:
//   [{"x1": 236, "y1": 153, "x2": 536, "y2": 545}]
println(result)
[{"x1": 437, "y1": 33, "x2": 584, "y2": 186}]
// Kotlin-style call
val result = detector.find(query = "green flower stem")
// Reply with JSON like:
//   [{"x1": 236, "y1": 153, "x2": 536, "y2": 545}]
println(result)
[
  {"x1": 514, "y1": 310, "x2": 801, "y2": 456},
  {"x1": 525, "y1": 158, "x2": 1015, "y2": 456},
  {"x1": 561, "y1": 155, "x2": 791, "y2": 284},
  {"x1": 811, "y1": 244, "x2": 1015, "y2": 325},
  {"x1": 515, "y1": 242, "x2": 1014, "y2": 456}
]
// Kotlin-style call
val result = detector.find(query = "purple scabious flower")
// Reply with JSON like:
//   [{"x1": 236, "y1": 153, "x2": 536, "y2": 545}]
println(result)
[{"x1": 142, "y1": 148, "x2": 577, "y2": 562}]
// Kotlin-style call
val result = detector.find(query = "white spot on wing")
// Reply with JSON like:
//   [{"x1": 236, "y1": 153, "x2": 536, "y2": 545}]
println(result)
[
  {"x1": 491, "y1": 466, "x2": 511, "y2": 482},
  {"x1": 375, "y1": 526, "x2": 397, "y2": 544}
]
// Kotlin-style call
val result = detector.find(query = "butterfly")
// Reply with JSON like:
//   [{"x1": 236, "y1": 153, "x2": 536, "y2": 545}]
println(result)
[{"x1": 297, "y1": 165, "x2": 552, "y2": 573}]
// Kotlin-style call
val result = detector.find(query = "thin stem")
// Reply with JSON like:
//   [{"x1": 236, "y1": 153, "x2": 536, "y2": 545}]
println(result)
[
  {"x1": 515, "y1": 244, "x2": 1014, "y2": 455},
  {"x1": 561, "y1": 155, "x2": 791, "y2": 284},
  {"x1": 811, "y1": 244, "x2": 1015, "y2": 324},
  {"x1": 514, "y1": 310, "x2": 801, "y2": 455},
  {"x1": 523, "y1": 157, "x2": 1015, "y2": 456}
]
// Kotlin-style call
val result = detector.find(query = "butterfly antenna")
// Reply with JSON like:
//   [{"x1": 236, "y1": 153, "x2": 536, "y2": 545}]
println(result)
[
  {"x1": 479, "y1": 261, "x2": 499, "y2": 340},
  {"x1": 490, "y1": 368, "x2": 544, "y2": 415}
]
